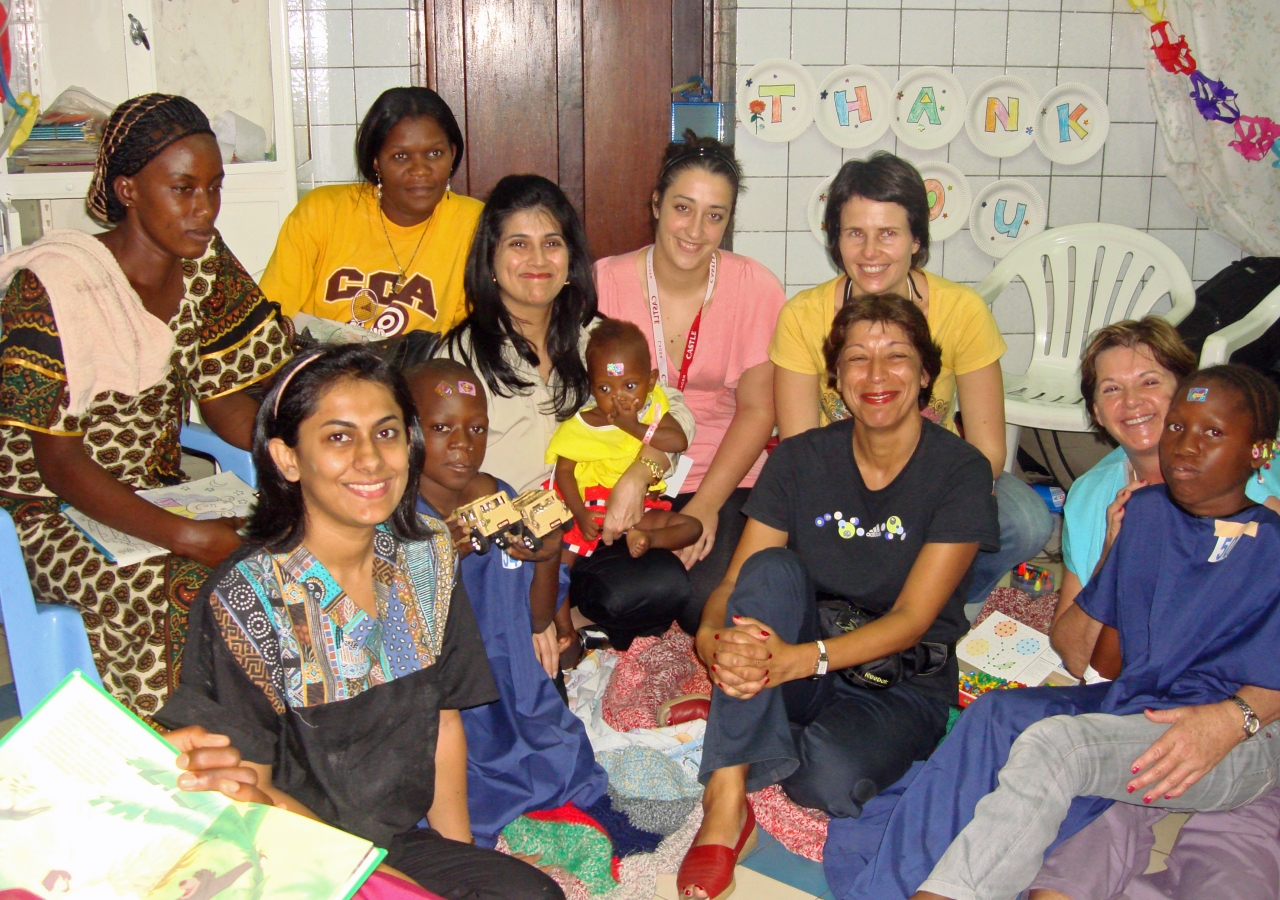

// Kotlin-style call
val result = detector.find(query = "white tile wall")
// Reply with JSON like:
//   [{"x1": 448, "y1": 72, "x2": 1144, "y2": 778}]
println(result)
[
  {"x1": 732, "y1": 1, "x2": 1244, "y2": 351},
  {"x1": 288, "y1": 1, "x2": 416, "y2": 188}
]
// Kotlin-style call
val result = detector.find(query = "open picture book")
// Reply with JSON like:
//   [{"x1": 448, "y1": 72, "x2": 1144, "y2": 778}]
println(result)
[
  {"x1": 62, "y1": 472, "x2": 256, "y2": 567},
  {"x1": 0, "y1": 671, "x2": 384, "y2": 899}
]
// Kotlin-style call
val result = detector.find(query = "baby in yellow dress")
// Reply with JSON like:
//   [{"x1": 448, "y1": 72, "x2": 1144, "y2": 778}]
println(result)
[{"x1": 546, "y1": 319, "x2": 702, "y2": 560}]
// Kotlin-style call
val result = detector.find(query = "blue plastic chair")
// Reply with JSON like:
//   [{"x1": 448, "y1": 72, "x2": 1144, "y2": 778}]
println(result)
[
  {"x1": 179, "y1": 422, "x2": 257, "y2": 488},
  {"x1": 0, "y1": 507, "x2": 99, "y2": 714},
  {"x1": 0, "y1": 424, "x2": 254, "y2": 715}
]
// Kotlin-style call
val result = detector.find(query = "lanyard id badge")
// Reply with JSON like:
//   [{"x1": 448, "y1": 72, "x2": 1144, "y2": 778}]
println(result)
[{"x1": 646, "y1": 246, "x2": 717, "y2": 391}]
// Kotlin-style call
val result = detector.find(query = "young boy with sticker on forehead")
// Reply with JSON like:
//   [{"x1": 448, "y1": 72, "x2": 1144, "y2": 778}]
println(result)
[
  {"x1": 841, "y1": 364, "x2": 1280, "y2": 900},
  {"x1": 405, "y1": 358, "x2": 609, "y2": 849},
  {"x1": 546, "y1": 318, "x2": 702, "y2": 561}
]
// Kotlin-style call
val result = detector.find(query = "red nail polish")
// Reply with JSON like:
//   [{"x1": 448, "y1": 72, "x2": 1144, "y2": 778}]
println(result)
[
  {"x1": 764, "y1": 677, "x2": 770, "y2": 684},
  {"x1": 1132, "y1": 766, "x2": 1140, "y2": 774},
  {"x1": 712, "y1": 664, "x2": 717, "y2": 671},
  {"x1": 1164, "y1": 795, "x2": 1172, "y2": 800},
  {"x1": 1127, "y1": 785, "x2": 1135, "y2": 793},
  {"x1": 761, "y1": 631, "x2": 771, "y2": 638},
  {"x1": 768, "y1": 653, "x2": 773, "y2": 659},
  {"x1": 714, "y1": 633, "x2": 720, "y2": 640},
  {"x1": 1143, "y1": 797, "x2": 1152, "y2": 804}
]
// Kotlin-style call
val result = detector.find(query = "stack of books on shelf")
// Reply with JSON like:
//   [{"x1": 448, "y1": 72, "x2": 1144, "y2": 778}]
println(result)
[{"x1": 7, "y1": 114, "x2": 100, "y2": 173}]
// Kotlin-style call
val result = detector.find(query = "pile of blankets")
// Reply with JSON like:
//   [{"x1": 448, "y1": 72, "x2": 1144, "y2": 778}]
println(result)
[
  {"x1": 495, "y1": 626, "x2": 829, "y2": 899},
  {"x1": 496, "y1": 589, "x2": 1057, "y2": 898}
]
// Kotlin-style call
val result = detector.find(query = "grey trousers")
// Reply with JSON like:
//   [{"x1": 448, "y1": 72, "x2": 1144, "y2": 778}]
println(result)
[{"x1": 919, "y1": 711, "x2": 1280, "y2": 900}]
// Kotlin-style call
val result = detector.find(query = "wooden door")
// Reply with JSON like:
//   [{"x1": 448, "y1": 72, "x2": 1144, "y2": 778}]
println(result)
[{"x1": 419, "y1": 0, "x2": 715, "y2": 260}]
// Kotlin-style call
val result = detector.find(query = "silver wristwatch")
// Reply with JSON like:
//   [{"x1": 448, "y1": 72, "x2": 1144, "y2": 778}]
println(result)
[
  {"x1": 811, "y1": 639, "x2": 829, "y2": 679},
  {"x1": 1229, "y1": 694, "x2": 1261, "y2": 739}
]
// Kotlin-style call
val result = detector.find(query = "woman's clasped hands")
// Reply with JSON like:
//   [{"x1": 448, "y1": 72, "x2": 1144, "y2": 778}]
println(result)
[{"x1": 697, "y1": 615, "x2": 816, "y2": 700}]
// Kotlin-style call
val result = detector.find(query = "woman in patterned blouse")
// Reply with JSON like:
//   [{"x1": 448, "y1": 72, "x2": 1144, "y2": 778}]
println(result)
[
  {"x1": 159, "y1": 345, "x2": 561, "y2": 900},
  {"x1": 0, "y1": 95, "x2": 293, "y2": 717}
]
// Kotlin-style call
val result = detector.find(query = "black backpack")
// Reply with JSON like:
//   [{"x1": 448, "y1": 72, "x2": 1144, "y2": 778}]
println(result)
[{"x1": 1177, "y1": 256, "x2": 1280, "y2": 386}]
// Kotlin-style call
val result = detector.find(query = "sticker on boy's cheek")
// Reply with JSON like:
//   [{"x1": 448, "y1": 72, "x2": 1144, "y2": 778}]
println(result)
[
  {"x1": 606, "y1": 363, "x2": 624, "y2": 376},
  {"x1": 458, "y1": 381, "x2": 477, "y2": 396},
  {"x1": 435, "y1": 382, "x2": 453, "y2": 397},
  {"x1": 1187, "y1": 387, "x2": 1209, "y2": 402}
]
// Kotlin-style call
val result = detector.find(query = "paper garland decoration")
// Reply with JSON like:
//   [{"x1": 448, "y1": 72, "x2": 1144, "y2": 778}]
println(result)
[
  {"x1": 889, "y1": 68, "x2": 966, "y2": 150},
  {"x1": 738, "y1": 59, "x2": 817, "y2": 143},
  {"x1": 964, "y1": 76, "x2": 1040, "y2": 158},
  {"x1": 1035, "y1": 83, "x2": 1110, "y2": 165},
  {"x1": 1128, "y1": 0, "x2": 1279, "y2": 164},
  {"x1": 970, "y1": 179, "x2": 1046, "y2": 258},
  {"x1": 814, "y1": 66, "x2": 892, "y2": 149},
  {"x1": 915, "y1": 162, "x2": 971, "y2": 242}
]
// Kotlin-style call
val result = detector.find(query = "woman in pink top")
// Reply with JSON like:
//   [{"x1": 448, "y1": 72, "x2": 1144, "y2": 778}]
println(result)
[{"x1": 595, "y1": 134, "x2": 786, "y2": 606}]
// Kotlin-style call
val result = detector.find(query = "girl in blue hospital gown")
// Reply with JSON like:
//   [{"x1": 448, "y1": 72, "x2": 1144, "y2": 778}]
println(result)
[{"x1": 824, "y1": 367, "x2": 1280, "y2": 900}]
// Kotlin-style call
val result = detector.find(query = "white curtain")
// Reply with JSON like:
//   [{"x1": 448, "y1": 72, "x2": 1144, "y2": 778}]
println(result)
[{"x1": 1145, "y1": 0, "x2": 1280, "y2": 256}]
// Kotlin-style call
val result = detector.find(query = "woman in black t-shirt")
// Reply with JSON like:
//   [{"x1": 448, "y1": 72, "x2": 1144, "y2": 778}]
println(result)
[
  {"x1": 677, "y1": 295, "x2": 999, "y2": 900},
  {"x1": 157, "y1": 345, "x2": 562, "y2": 900}
]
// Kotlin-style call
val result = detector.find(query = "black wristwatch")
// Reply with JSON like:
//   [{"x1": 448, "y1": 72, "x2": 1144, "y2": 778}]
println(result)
[{"x1": 1229, "y1": 694, "x2": 1261, "y2": 739}]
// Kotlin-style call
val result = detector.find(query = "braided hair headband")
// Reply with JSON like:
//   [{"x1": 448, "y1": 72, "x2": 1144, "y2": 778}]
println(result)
[{"x1": 87, "y1": 94, "x2": 215, "y2": 224}]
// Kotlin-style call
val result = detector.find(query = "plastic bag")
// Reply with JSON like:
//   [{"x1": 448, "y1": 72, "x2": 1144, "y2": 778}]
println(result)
[{"x1": 38, "y1": 86, "x2": 113, "y2": 137}]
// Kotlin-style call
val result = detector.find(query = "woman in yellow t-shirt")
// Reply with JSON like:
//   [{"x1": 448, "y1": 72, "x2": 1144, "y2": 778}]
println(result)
[
  {"x1": 261, "y1": 88, "x2": 483, "y2": 338},
  {"x1": 770, "y1": 152, "x2": 1052, "y2": 619}
]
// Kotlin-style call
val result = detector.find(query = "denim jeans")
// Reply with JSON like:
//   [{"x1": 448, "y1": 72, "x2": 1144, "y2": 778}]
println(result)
[
  {"x1": 920, "y1": 712, "x2": 1280, "y2": 900},
  {"x1": 965, "y1": 472, "x2": 1055, "y2": 618}
]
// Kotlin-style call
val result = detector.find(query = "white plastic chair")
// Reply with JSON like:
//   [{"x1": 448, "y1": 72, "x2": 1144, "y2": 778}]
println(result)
[
  {"x1": 975, "y1": 224, "x2": 1196, "y2": 471},
  {"x1": 1198, "y1": 282, "x2": 1280, "y2": 367}
]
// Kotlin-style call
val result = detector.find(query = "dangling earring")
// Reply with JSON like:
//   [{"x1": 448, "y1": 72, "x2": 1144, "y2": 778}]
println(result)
[
  {"x1": 446, "y1": 179, "x2": 452, "y2": 196},
  {"x1": 375, "y1": 177, "x2": 383, "y2": 202},
  {"x1": 1258, "y1": 440, "x2": 1275, "y2": 483}
]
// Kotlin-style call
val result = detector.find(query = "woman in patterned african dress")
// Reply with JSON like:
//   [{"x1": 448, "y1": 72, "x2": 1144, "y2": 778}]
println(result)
[{"x1": 0, "y1": 94, "x2": 293, "y2": 717}]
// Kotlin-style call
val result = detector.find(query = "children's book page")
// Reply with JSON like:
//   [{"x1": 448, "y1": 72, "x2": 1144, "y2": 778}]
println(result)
[
  {"x1": 0, "y1": 672, "x2": 383, "y2": 900},
  {"x1": 957, "y1": 612, "x2": 1076, "y2": 687},
  {"x1": 62, "y1": 473, "x2": 255, "y2": 566}
]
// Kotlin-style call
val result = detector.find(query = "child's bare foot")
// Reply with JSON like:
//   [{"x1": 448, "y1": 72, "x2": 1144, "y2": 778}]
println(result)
[{"x1": 626, "y1": 529, "x2": 650, "y2": 557}]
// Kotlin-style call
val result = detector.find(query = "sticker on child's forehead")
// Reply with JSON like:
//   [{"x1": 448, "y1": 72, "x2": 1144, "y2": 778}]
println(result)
[
  {"x1": 606, "y1": 363, "x2": 624, "y2": 376},
  {"x1": 1187, "y1": 387, "x2": 1209, "y2": 402},
  {"x1": 457, "y1": 380, "x2": 477, "y2": 396},
  {"x1": 435, "y1": 382, "x2": 453, "y2": 397}
]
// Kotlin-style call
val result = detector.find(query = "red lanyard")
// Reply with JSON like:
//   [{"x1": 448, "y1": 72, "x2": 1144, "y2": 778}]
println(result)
[{"x1": 646, "y1": 246, "x2": 717, "y2": 392}]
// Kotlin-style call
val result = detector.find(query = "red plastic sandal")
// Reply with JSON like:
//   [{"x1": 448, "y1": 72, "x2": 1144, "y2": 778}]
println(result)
[
  {"x1": 677, "y1": 803, "x2": 758, "y2": 900},
  {"x1": 658, "y1": 693, "x2": 711, "y2": 727}
]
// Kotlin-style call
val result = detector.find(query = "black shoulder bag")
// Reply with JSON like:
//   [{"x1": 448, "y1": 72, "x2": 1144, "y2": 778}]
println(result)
[{"x1": 815, "y1": 593, "x2": 950, "y2": 689}]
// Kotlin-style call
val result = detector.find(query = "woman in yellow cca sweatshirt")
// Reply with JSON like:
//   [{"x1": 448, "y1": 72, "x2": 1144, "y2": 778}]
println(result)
[{"x1": 261, "y1": 87, "x2": 482, "y2": 338}]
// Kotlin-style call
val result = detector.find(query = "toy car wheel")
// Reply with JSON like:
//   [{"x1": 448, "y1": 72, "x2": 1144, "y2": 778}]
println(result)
[
  {"x1": 519, "y1": 525, "x2": 543, "y2": 552},
  {"x1": 470, "y1": 528, "x2": 491, "y2": 555},
  {"x1": 493, "y1": 531, "x2": 510, "y2": 550}
]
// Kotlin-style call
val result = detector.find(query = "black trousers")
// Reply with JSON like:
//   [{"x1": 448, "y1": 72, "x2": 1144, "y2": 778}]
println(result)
[
  {"x1": 698, "y1": 547, "x2": 951, "y2": 818},
  {"x1": 568, "y1": 487, "x2": 752, "y2": 649},
  {"x1": 570, "y1": 541, "x2": 697, "y2": 650},
  {"x1": 388, "y1": 828, "x2": 564, "y2": 900},
  {"x1": 670, "y1": 486, "x2": 751, "y2": 617}
]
